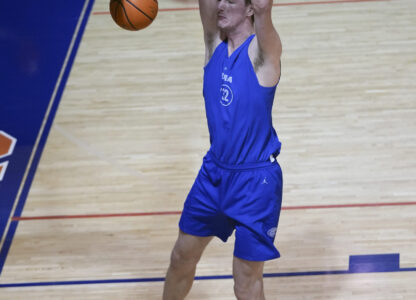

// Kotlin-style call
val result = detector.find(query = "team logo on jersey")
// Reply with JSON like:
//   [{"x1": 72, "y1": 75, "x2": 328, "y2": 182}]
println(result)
[
  {"x1": 222, "y1": 72, "x2": 233, "y2": 83},
  {"x1": 220, "y1": 84, "x2": 233, "y2": 106},
  {"x1": 0, "y1": 131, "x2": 17, "y2": 182},
  {"x1": 267, "y1": 227, "x2": 277, "y2": 238}
]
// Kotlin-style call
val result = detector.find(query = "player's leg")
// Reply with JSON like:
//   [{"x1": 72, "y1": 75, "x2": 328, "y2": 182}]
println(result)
[
  {"x1": 227, "y1": 162, "x2": 283, "y2": 299},
  {"x1": 163, "y1": 230, "x2": 213, "y2": 300},
  {"x1": 233, "y1": 256, "x2": 265, "y2": 300}
]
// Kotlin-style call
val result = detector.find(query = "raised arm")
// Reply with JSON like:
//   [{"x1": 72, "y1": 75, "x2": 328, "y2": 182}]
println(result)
[
  {"x1": 199, "y1": 0, "x2": 222, "y2": 65},
  {"x1": 249, "y1": 0, "x2": 282, "y2": 87}
]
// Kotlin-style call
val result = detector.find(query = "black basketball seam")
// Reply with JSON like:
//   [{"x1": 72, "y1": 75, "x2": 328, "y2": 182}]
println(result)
[
  {"x1": 116, "y1": 0, "x2": 139, "y2": 30},
  {"x1": 112, "y1": 0, "x2": 132, "y2": 29},
  {"x1": 125, "y1": 0, "x2": 154, "y2": 21}
]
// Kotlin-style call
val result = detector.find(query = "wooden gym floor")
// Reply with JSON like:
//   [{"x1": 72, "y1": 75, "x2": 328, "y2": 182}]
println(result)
[{"x1": 0, "y1": 0, "x2": 415, "y2": 298}]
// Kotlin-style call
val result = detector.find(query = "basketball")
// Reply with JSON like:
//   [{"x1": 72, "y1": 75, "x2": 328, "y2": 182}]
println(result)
[{"x1": 110, "y1": 0, "x2": 158, "y2": 31}]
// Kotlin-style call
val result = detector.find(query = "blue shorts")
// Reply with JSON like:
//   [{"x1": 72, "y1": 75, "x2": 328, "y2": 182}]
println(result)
[{"x1": 179, "y1": 150, "x2": 283, "y2": 261}]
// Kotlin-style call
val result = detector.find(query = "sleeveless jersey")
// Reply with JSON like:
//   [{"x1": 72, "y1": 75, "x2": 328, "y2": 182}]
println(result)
[{"x1": 203, "y1": 34, "x2": 281, "y2": 165}]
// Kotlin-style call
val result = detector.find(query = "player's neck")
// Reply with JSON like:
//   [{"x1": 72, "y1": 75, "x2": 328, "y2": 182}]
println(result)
[{"x1": 224, "y1": 22, "x2": 254, "y2": 56}]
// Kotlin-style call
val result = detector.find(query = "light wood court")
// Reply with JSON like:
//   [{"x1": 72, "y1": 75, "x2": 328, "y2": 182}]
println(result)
[{"x1": 0, "y1": 0, "x2": 415, "y2": 298}]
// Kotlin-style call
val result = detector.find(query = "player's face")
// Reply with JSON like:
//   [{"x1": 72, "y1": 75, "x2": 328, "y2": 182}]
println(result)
[{"x1": 217, "y1": 0, "x2": 251, "y2": 31}]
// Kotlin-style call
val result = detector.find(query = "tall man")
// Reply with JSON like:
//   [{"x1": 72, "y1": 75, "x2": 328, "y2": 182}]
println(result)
[{"x1": 163, "y1": 0, "x2": 283, "y2": 299}]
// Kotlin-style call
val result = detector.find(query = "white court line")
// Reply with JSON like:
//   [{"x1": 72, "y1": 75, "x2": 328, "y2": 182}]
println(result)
[{"x1": 0, "y1": 162, "x2": 9, "y2": 182}]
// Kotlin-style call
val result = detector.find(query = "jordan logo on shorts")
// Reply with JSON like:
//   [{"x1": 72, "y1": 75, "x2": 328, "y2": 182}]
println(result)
[{"x1": 261, "y1": 177, "x2": 268, "y2": 185}]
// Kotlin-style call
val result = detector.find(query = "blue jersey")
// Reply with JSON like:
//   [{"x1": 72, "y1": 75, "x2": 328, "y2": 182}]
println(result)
[{"x1": 203, "y1": 34, "x2": 281, "y2": 165}]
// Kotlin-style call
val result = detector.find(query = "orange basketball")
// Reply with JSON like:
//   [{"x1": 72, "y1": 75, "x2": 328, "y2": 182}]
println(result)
[{"x1": 110, "y1": 0, "x2": 158, "y2": 31}]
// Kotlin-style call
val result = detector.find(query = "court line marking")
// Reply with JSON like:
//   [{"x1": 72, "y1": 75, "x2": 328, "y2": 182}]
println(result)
[
  {"x1": 11, "y1": 201, "x2": 416, "y2": 221},
  {"x1": 93, "y1": 0, "x2": 390, "y2": 15},
  {"x1": 0, "y1": 267, "x2": 414, "y2": 288}
]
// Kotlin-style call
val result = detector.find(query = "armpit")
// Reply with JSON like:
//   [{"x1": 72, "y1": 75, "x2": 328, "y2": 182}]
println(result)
[{"x1": 253, "y1": 49, "x2": 265, "y2": 72}]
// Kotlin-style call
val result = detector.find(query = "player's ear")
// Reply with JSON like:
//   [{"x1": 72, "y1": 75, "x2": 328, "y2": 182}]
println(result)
[{"x1": 246, "y1": 4, "x2": 254, "y2": 18}]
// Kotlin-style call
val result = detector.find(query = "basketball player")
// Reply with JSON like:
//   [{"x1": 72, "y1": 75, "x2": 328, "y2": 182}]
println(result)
[{"x1": 163, "y1": 0, "x2": 282, "y2": 299}]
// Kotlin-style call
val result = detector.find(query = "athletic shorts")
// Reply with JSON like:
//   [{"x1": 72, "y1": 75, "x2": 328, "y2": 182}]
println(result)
[{"x1": 179, "y1": 150, "x2": 283, "y2": 261}]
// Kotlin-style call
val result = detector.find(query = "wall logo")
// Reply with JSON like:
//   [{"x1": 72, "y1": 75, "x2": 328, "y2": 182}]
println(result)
[{"x1": 0, "y1": 131, "x2": 17, "y2": 181}]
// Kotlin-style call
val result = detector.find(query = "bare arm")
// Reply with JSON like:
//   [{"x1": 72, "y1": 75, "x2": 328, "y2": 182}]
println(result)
[
  {"x1": 249, "y1": 0, "x2": 282, "y2": 86},
  {"x1": 199, "y1": 0, "x2": 222, "y2": 65}
]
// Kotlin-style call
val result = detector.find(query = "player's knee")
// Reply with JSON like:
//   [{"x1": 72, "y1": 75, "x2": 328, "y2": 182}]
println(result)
[
  {"x1": 169, "y1": 245, "x2": 201, "y2": 270},
  {"x1": 234, "y1": 282, "x2": 247, "y2": 300},
  {"x1": 233, "y1": 275, "x2": 264, "y2": 300},
  {"x1": 234, "y1": 279, "x2": 263, "y2": 300}
]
